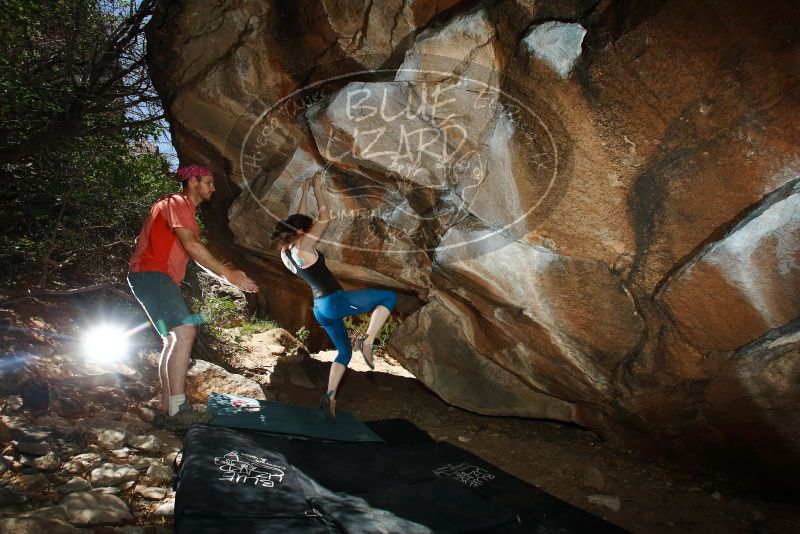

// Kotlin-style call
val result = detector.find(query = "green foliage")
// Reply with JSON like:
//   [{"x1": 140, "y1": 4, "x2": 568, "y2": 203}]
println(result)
[
  {"x1": 0, "y1": 133, "x2": 175, "y2": 286},
  {"x1": 0, "y1": 1, "x2": 75, "y2": 148},
  {"x1": 380, "y1": 315, "x2": 400, "y2": 346},
  {"x1": 0, "y1": 0, "x2": 160, "y2": 162},
  {"x1": 192, "y1": 295, "x2": 240, "y2": 333},
  {"x1": 294, "y1": 326, "x2": 309, "y2": 345},
  {"x1": 0, "y1": 0, "x2": 172, "y2": 288},
  {"x1": 343, "y1": 314, "x2": 400, "y2": 351},
  {"x1": 240, "y1": 317, "x2": 280, "y2": 336},
  {"x1": 342, "y1": 315, "x2": 364, "y2": 341},
  {"x1": 192, "y1": 294, "x2": 281, "y2": 341}
]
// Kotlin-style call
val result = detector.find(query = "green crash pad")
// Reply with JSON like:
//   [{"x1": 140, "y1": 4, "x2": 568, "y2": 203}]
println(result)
[{"x1": 207, "y1": 392, "x2": 384, "y2": 443}]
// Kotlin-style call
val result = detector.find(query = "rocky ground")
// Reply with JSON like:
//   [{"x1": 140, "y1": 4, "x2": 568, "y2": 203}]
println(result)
[{"x1": 1, "y1": 296, "x2": 799, "y2": 533}]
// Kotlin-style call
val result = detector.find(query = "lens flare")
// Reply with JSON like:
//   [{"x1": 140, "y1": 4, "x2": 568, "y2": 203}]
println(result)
[{"x1": 82, "y1": 325, "x2": 130, "y2": 362}]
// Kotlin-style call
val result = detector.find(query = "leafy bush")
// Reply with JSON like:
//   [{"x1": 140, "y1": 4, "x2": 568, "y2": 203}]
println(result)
[
  {"x1": 0, "y1": 137, "x2": 175, "y2": 287},
  {"x1": 343, "y1": 314, "x2": 400, "y2": 352},
  {"x1": 240, "y1": 317, "x2": 280, "y2": 336},
  {"x1": 294, "y1": 326, "x2": 309, "y2": 345},
  {"x1": 0, "y1": 0, "x2": 170, "y2": 289},
  {"x1": 0, "y1": 0, "x2": 161, "y2": 164},
  {"x1": 191, "y1": 295, "x2": 240, "y2": 338},
  {"x1": 192, "y1": 294, "x2": 283, "y2": 340}
]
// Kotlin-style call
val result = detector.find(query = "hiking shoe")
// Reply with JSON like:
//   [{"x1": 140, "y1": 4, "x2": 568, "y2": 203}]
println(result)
[
  {"x1": 158, "y1": 401, "x2": 212, "y2": 431},
  {"x1": 152, "y1": 409, "x2": 169, "y2": 427}
]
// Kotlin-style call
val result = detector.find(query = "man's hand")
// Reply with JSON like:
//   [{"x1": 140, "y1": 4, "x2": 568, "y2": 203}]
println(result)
[
  {"x1": 174, "y1": 228, "x2": 260, "y2": 292},
  {"x1": 225, "y1": 270, "x2": 259, "y2": 293}
]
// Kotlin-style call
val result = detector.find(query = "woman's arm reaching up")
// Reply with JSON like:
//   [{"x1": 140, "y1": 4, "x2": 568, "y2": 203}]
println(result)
[
  {"x1": 300, "y1": 173, "x2": 332, "y2": 248},
  {"x1": 297, "y1": 179, "x2": 310, "y2": 215}
]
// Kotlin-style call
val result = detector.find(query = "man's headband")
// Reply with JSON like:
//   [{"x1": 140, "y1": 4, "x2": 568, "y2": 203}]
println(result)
[{"x1": 175, "y1": 164, "x2": 213, "y2": 181}]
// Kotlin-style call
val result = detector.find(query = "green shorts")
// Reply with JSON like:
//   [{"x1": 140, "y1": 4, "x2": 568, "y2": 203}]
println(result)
[{"x1": 127, "y1": 271, "x2": 203, "y2": 336}]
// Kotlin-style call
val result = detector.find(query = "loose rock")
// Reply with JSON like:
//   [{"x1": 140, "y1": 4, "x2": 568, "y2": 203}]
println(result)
[
  {"x1": 185, "y1": 359, "x2": 266, "y2": 402},
  {"x1": 69, "y1": 452, "x2": 104, "y2": 464},
  {"x1": 16, "y1": 441, "x2": 51, "y2": 456},
  {"x1": 587, "y1": 494, "x2": 621, "y2": 512},
  {"x1": 0, "y1": 485, "x2": 28, "y2": 504},
  {"x1": 90, "y1": 463, "x2": 139, "y2": 487},
  {"x1": 60, "y1": 491, "x2": 133, "y2": 525},
  {"x1": 58, "y1": 477, "x2": 92, "y2": 494},
  {"x1": 32, "y1": 452, "x2": 61, "y2": 471},
  {"x1": 145, "y1": 464, "x2": 173, "y2": 484},
  {"x1": 110, "y1": 447, "x2": 130, "y2": 459},
  {"x1": 76, "y1": 418, "x2": 127, "y2": 450},
  {"x1": 135, "y1": 485, "x2": 167, "y2": 500},
  {"x1": 0, "y1": 517, "x2": 82, "y2": 533},
  {"x1": 152, "y1": 498, "x2": 174, "y2": 517},
  {"x1": 129, "y1": 455, "x2": 161, "y2": 471},
  {"x1": 127, "y1": 434, "x2": 160, "y2": 453}
]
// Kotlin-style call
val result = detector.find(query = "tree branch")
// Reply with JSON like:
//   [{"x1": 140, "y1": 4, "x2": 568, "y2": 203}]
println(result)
[
  {"x1": 0, "y1": 115, "x2": 164, "y2": 164},
  {"x1": 14, "y1": 284, "x2": 138, "y2": 304}
]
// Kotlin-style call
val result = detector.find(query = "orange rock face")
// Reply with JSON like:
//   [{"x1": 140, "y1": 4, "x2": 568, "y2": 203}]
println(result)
[{"x1": 146, "y1": 0, "x2": 800, "y2": 484}]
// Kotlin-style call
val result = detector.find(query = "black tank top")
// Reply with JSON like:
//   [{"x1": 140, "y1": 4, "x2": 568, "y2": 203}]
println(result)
[{"x1": 283, "y1": 247, "x2": 342, "y2": 299}]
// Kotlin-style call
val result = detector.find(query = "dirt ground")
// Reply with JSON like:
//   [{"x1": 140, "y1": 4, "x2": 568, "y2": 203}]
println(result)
[{"x1": 2, "y1": 296, "x2": 799, "y2": 533}]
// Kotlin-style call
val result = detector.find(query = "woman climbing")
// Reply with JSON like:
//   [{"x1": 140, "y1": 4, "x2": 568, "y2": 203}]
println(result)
[{"x1": 271, "y1": 173, "x2": 397, "y2": 419}]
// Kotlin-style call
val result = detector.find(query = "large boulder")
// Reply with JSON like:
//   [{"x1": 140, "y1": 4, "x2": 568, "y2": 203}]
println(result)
[
  {"x1": 185, "y1": 359, "x2": 267, "y2": 402},
  {"x1": 146, "y1": 0, "x2": 800, "y2": 484}
]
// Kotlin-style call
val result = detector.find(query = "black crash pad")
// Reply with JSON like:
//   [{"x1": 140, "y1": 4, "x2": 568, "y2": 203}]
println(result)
[{"x1": 174, "y1": 421, "x2": 626, "y2": 533}]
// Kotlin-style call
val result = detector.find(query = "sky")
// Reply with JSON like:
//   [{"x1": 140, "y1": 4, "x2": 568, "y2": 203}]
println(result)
[
  {"x1": 124, "y1": 0, "x2": 178, "y2": 170},
  {"x1": 155, "y1": 127, "x2": 177, "y2": 170}
]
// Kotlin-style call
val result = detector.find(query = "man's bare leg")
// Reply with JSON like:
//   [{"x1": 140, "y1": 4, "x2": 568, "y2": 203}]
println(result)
[
  {"x1": 159, "y1": 333, "x2": 175, "y2": 411},
  {"x1": 166, "y1": 324, "x2": 196, "y2": 416}
]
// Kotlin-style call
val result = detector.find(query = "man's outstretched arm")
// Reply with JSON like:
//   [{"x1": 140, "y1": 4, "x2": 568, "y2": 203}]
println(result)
[{"x1": 174, "y1": 227, "x2": 259, "y2": 292}]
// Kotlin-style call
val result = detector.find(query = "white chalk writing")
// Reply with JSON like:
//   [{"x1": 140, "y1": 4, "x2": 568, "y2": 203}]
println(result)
[
  {"x1": 433, "y1": 462, "x2": 496, "y2": 488},
  {"x1": 214, "y1": 451, "x2": 286, "y2": 488}
]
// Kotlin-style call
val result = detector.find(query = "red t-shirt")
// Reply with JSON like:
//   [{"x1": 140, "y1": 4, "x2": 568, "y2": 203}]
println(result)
[{"x1": 129, "y1": 193, "x2": 199, "y2": 285}]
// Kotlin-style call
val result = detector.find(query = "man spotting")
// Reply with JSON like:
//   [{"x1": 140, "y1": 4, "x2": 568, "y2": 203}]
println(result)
[{"x1": 128, "y1": 164, "x2": 259, "y2": 428}]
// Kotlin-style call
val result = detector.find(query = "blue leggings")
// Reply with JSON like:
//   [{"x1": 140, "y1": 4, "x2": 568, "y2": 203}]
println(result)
[{"x1": 313, "y1": 289, "x2": 398, "y2": 366}]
